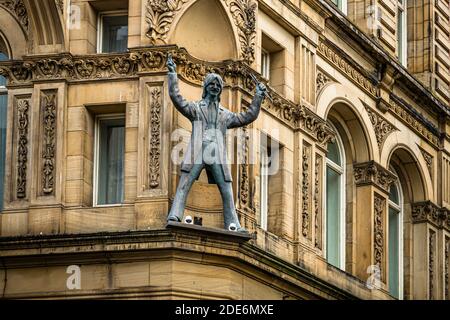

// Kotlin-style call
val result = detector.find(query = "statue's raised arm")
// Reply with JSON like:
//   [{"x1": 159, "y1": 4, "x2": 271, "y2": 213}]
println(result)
[{"x1": 167, "y1": 54, "x2": 196, "y2": 121}]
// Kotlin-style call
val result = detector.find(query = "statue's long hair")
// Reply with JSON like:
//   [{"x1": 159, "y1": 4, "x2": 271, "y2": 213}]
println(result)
[{"x1": 202, "y1": 73, "x2": 224, "y2": 102}]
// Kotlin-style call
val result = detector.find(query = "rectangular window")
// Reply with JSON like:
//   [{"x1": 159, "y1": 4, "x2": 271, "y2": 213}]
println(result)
[
  {"x1": 397, "y1": 0, "x2": 407, "y2": 66},
  {"x1": 261, "y1": 49, "x2": 270, "y2": 80},
  {"x1": 389, "y1": 207, "x2": 400, "y2": 298},
  {"x1": 98, "y1": 12, "x2": 128, "y2": 53},
  {"x1": 0, "y1": 52, "x2": 7, "y2": 211},
  {"x1": 326, "y1": 166, "x2": 341, "y2": 268},
  {"x1": 94, "y1": 115, "x2": 125, "y2": 206}
]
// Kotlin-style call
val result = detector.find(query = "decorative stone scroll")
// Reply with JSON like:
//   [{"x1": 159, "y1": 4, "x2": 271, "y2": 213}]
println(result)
[
  {"x1": 302, "y1": 144, "x2": 311, "y2": 239},
  {"x1": 314, "y1": 155, "x2": 322, "y2": 249},
  {"x1": 223, "y1": 0, "x2": 257, "y2": 63},
  {"x1": 373, "y1": 194, "x2": 385, "y2": 281},
  {"x1": 0, "y1": 0, "x2": 29, "y2": 33},
  {"x1": 239, "y1": 125, "x2": 250, "y2": 208},
  {"x1": 41, "y1": 91, "x2": 57, "y2": 196},
  {"x1": 145, "y1": 0, "x2": 188, "y2": 44},
  {"x1": 148, "y1": 87, "x2": 162, "y2": 188},
  {"x1": 15, "y1": 98, "x2": 29, "y2": 199},
  {"x1": 429, "y1": 229, "x2": 436, "y2": 300},
  {"x1": 445, "y1": 236, "x2": 449, "y2": 300},
  {"x1": 316, "y1": 70, "x2": 331, "y2": 95},
  {"x1": 411, "y1": 201, "x2": 441, "y2": 227},
  {"x1": 353, "y1": 161, "x2": 397, "y2": 193}
]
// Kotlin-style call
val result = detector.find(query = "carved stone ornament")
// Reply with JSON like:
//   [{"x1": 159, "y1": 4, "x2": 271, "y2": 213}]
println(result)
[
  {"x1": 239, "y1": 125, "x2": 250, "y2": 207},
  {"x1": 302, "y1": 145, "x2": 310, "y2": 239},
  {"x1": 429, "y1": 229, "x2": 435, "y2": 300},
  {"x1": 373, "y1": 194, "x2": 385, "y2": 281},
  {"x1": 16, "y1": 98, "x2": 29, "y2": 199},
  {"x1": 445, "y1": 236, "x2": 449, "y2": 300},
  {"x1": 145, "y1": 0, "x2": 188, "y2": 45},
  {"x1": 0, "y1": 0, "x2": 29, "y2": 32},
  {"x1": 223, "y1": 0, "x2": 257, "y2": 63},
  {"x1": 41, "y1": 91, "x2": 57, "y2": 195},
  {"x1": 419, "y1": 148, "x2": 433, "y2": 179},
  {"x1": 314, "y1": 155, "x2": 321, "y2": 249},
  {"x1": 353, "y1": 161, "x2": 397, "y2": 193},
  {"x1": 316, "y1": 71, "x2": 331, "y2": 95},
  {"x1": 149, "y1": 87, "x2": 162, "y2": 188},
  {"x1": 55, "y1": 0, "x2": 64, "y2": 14},
  {"x1": 365, "y1": 106, "x2": 396, "y2": 149},
  {"x1": 411, "y1": 201, "x2": 441, "y2": 227}
]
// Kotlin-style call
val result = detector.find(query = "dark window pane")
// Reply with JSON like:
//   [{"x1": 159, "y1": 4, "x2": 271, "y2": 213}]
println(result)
[
  {"x1": 102, "y1": 15, "x2": 128, "y2": 53},
  {"x1": 389, "y1": 207, "x2": 400, "y2": 298},
  {"x1": 327, "y1": 140, "x2": 341, "y2": 165}
]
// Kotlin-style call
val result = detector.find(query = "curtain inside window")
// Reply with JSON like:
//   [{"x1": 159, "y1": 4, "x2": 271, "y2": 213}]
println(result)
[
  {"x1": 102, "y1": 15, "x2": 128, "y2": 53},
  {"x1": 97, "y1": 118, "x2": 125, "y2": 205}
]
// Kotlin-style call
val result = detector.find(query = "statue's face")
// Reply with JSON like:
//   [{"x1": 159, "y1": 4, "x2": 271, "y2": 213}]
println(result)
[{"x1": 205, "y1": 79, "x2": 221, "y2": 98}]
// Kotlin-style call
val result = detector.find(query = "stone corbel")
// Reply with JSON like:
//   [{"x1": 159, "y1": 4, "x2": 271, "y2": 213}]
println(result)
[
  {"x1": 412, "y1": 202, "x2": 449, "y2": 230},
  {"x1": 353, "y1": 161, "x2": 397, "y2": 194}
]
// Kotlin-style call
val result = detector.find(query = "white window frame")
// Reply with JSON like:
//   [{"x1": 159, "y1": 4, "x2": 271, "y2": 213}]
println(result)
[
  {"x1": 397, "y1": 0, "x2": 407, "y2": 66},
  {"x1": 261, "y1": 48, "x2": 270, "y2": 80},
  {"x1": 93, "y1": 113, "x2": 125, "y2": 207},
  {"x1": 388, "y1": 168, "x2": 404, "y2": 299},
  {"x1": 324, "y1": 123, "x2": 346, "y2": 270},
  {"x1": 97, "y1": 10, "x2": 128, "y2": 54}
]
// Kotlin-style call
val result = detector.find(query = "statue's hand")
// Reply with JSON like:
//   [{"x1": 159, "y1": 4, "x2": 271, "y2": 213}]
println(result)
[
  {"x1": 256, "y1": 82, "x2": 267, "y2": 96},
  {"x1": 167, "y1": 54, "x2": 176, "y2": 73}
]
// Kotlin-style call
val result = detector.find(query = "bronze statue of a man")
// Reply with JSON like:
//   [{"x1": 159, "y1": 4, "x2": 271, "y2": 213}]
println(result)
[{"x1": 166, "y1": 54, "x2": 266, "y2": 232}]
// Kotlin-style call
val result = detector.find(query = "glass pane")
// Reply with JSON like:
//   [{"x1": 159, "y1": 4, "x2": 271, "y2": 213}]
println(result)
[
  {"x1": 389, "y1": 184, "x2": 399, "y2": 204},
  {"x1": 0, "y1": 52, "x2": 7, "y2": 61},
  {"x1": 389, "y1": 207, "x2": 400, "y2": 298},
  {"x1": 397, "y1": 9, "x2": 404, "y2": 63},
  {"x1": 97, "y1": 118, "x2": 125, "y2": 205},
  {"x1": 260, "y1": 146, "x2": 269, "y2": 230},
  {"x1": 0, "y1": 94, "x2": 7, "y2": 211},
  {"x1": 326, "y1": 166, "x2": 341, "y2": 268},
  {"x1": 327, "y1": 139, "x2": 341, "y2": 165},
  {"x1": 102, "y1": 15, "x2": 128, "y2": 53}
]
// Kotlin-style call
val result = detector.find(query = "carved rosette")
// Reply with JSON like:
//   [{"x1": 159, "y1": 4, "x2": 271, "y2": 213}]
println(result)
[
  {"x1": 353, "y1": 161, "x2": 397, "y2": 193},
  {"x1": 374, "y1": 194, "x2": 385, "y2": 281},
  {"x1": 41, "y1": 91, "x2": 57, "y2": 195},
  {"x1": 223, "y1": 0, "x2": 257, "y2": 63},
  {"x1": 0, "y1": 0, "x2": 29, "y2": 32},
  {"x1": 314, "y1": 155, "x2": 322, "y2": 249},
  {"x1": 365, "y1": 106, "x2": 396, "y2": 149},
  {"x1": 429, "y1": 229, "x2": 436, "y2": 300},
  {"x1": 302, "y1": 145, "x2": 310, "y2": 239},
  {"x1": 145, "y1": 0, "x2": 188, "y2": 44},
  {"x1": 149, "y1": 87, "x2": 162, "y2": 188},
  {"x1": 16, "y1": 98, "x2": 29, "y2": 199}
]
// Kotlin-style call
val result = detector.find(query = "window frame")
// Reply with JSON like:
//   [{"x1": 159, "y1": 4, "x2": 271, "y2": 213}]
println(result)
[
  {"x1": 332, "y1": 0, "x2": 348, "y2": 15},
  {"x1": 93, "y1": 113, "x2": 126, "y2": 207},
  {"x1": 388, "y1": 168, "x2": 404, "y2": 299},
  {"x1": 97, "y1": 10, "x2": 129, "y2": 54},
  {"x1": 324, "y1": 123, "x2": 346, "y2": 270}
]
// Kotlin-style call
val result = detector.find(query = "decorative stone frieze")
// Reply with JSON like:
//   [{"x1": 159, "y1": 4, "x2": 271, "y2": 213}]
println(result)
[
  {"x1": 40, "y1": 90, "x2": 57, "y2": 196},
  {"x1": 353, "y1": 161, "x2": 397, "y2": 193},
  {"x1": 148, "y1": 87, "x2": 162, "y2": 188},
  {"x1": 411, "y1": 201, "x2": 445, "y2": 228},
  {"x1": 16, "y1": 98, "x2": 29, "y2": 199}
]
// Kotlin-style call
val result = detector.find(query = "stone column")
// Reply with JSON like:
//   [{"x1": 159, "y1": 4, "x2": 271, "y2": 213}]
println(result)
[{"x1": 353, "y1": 161, "x2": 397, "y2": 290}]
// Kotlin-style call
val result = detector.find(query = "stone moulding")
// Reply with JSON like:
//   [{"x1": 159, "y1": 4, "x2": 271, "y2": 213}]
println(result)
[
  {"x1": 373, "y1": 193, "x2": 385, "y2": 281},
  {"x1": 145, "y1": 0, "x2": 189, "y2": 45},
  {"x1": 317, "y1": 39, "x2": 378, "y2": 98},
  {"x1": 15, "y1": 98, "x2": 29, "y2": 199},
  {"x1": 353, "y1": 160, "x2": 397, "y2": 193},
  {"x1": 0, "y1": 47, "x2": 334, "y2": 147},
  {"x1": 148, "y1": 86, "x2": 162, "y2": 189}
]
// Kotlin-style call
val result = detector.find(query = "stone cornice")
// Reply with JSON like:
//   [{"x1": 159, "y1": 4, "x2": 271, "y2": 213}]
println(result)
[
  {"x1": 411, "y1": 201, "x2": 449, "y2": 230},
  {"x1": 353, "y1": 161, "x2": 397, "y2": 193}
]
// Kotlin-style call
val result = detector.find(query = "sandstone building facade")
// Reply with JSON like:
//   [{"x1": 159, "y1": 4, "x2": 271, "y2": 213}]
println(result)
[{"x1": 0, "y1": 0, "x2": 449, "y2": 299}]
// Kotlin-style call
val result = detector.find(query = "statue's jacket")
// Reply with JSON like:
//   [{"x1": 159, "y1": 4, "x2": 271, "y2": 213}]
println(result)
[{"x1": 168, "y1": 72, "x2": 264, "y2": 183}]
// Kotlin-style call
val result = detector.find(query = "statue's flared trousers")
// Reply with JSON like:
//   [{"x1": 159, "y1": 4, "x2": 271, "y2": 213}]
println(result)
[{"x1": 168, "y1": 162, "x2": 242, "y2": 230}]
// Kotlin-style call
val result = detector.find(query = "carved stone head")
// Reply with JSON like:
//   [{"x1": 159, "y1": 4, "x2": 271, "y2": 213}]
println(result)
[{"x1": 202, "y1": 73, "x2": 224, "y2": 101}]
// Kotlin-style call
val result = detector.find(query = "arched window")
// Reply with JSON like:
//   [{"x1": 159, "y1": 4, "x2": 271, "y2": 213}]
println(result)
[
  {"x1": 325, "y1": 125, "x2": 345, "y2": 269},
  {"x1": 0, "y1": 49, "x2": 8, "y2": 211},
  {"x1": 388, "y1": 169, "x2": 403, "y2": 299}
]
